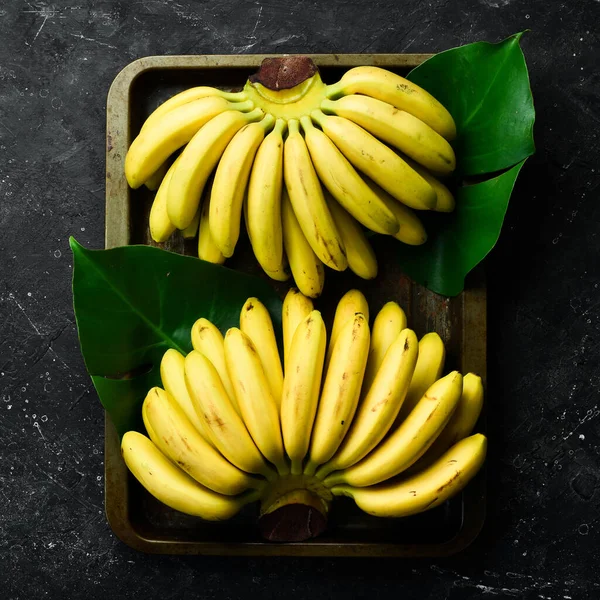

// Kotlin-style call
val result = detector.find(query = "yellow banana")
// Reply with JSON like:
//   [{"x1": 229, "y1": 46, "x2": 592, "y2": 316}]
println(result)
[
  {"x1": 311, "y1": 110, "x2": 436, "y2": 211},
  {"x1": 182, "y1": 206, "x2": 201, "y2": 239},
  {"x1": 210, "y1": 115, "x2": 275, "y2": 257},
  {"x1": 324, "y1": 371, "x2": 463, "y2": 487},
  {"x1": 121, "y1": 431, "x2": 259, "y2": 520},
  {"x1": 300, "y1": 116, "x2": 399, "y2": 235},
  {"x1": 327, "y1": 196, "x2": 378, "y2": 280},
  {"x1": 246, "y1": 118, "x2": 286, "y2": 272},
  {"x1": 330, "y1": 434, "x2": 487, "y2": 518},
  {"x1": 167, "y1": 107, "x2": 264, "y2": 230},
  {"x1": 197, "y1": 178, "x2": 226, "y2": 264},
  {"x1": 321, "y1": 96, "x2": 455, "y2": 176},
  {"x1": 362, "y1": 301, "x2": 407, "y2": 394},
  {"x1": 149, "y1": 158, "x2": 179, "y2": 243},
  {"x1": 281, "y1": 188, "x2": 325, "y2": 298},
  {"x1": 283, "y1": 119, "x2": 347, "y2": 271},
  {"x1": 239, "y1": 298, "x2": 283, "y2": 406},
  {"x1": 305, "y1": 313, "x2": 370, "y2": 475},
  {"x1": 125, "y1": 97, "x2": 252, "y2": 189},
  {"x1": 142, "y1": 387, "x2": 263, "y2": 495},
  {"x1": 144, "y1": 160, "x2": 169, "y2": 191},
  {"x1": 399, "y1": 154, "x2": 455, "y2": 213},
  {"x1": 281, "y1": 310, "x2": 327, "y2": 474},
  {"x1": 316, "y1": 328, "x2": 418, "y2": 479},
  {"x1": 224, "y1": 328, "x2": 288, "y2": 475},
  {"x1": 184, "y1": 350, "x2": 276, "y2": 479},
  {"x1": 325, "y1": 65, "x2": 457, "y2": 140},
  {"x1": 282, "y1": 288, "x2": 314, "y2": 369}
]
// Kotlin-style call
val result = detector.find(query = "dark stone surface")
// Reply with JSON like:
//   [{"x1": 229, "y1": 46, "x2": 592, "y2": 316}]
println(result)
[{"x1": 1, "y1": 0, "x2": 599, "y2": 598}]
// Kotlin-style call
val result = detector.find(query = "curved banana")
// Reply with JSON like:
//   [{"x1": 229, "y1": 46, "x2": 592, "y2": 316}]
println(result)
[
  {"x1": 281, "y1": 188, "x2": 325, "y2": 298},
  {"x1": 182, "y1": 206, "x2": 201, "y2": 239},
  {"x1": 283, "y1": 119, "x2": 347, "y2": 271},
  {"x1": 121, "y1": 431, "x2": 259, "y2": 520},
  {"x1": 362, "y1": 301, "x2": 407, "y2": 394},
  {"x1": 239, "y1": 298, "x2": 283, "y2": 406},
  {"x1": 324, "y1": 372, "x2": 463, "y2": 487},
  {"x1": 316, "y1": 328, "x2": 418, "y2": 479},
  {"x1": 300, "y1": 116, "x2": 398, "y2": 235},
  {"x1": 224, "y1": 328, "x2": 288, "y2": 475},
  {"x1": 399, "y1": 154, "x2": 455, "y2": 213},
  {"x1": 149, "y1": 157, "x2": 179, "y2": 243},
  {"x1": 144, "y1": 160, "x2": 169, "y2": 191},
  {"x1": 210, "y1": 114, "x2": 275, "y2": 257},
  {"x1": 327, "y1": 196, "x2": 378, "y2": 280},
  {"x1": 330, "y1": 434, "x2": 487, "y2": 518},
  {"x1": 197, "y1": 178, "x2": 226, "y2": 264},
  {"x1": 246, "y1": 118, "x2": 286, "y2": 272},
  {"x1": 126, "y1": 97, "x2": 252, "y2": 189},
  {"x1": 184, "y1": 350, "x2": 276, "y2": 479},
  {"x1": 311, "y1": 110, "x2": 436, "y2": 211},
  {"x1": 167, "y1": 107, "x2": 264, "y2": 230},
  {"x1": 325, "y1": 65, "x2": 457, "y2": 140},
  {"x1": 142, "y1": 387, "x2": 263, "y2": 495},
  {"x1": 305, "y1": 313, "x2": 370, "y2": 475},
  {"x1": 281, "y1": 310, "x2": 327, "y2": 474},
  {"x1": 321, "y1": 96, "x2": 455, "y2": 176},
  {"x1": 282, "y1": 288, "x2": 314, "y2": 369}
]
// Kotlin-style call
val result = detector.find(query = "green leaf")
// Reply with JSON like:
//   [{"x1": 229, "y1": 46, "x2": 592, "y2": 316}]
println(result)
[{"x1": 71, "y1": 238, "x2": 283, "y2": 437}]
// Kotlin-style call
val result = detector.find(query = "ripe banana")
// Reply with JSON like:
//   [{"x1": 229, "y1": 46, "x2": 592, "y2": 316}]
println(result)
[
  {"x1": 167, "y1": 107, "x2": 264, "y2": 230},
  {"x1": 325, "y1": 65, "x2": 457, "y2": 141},
  {"x1": 282, "y1": 288, "x2": 314, "y2": 369},
  {"x1": 224, "y1": 328, "x2": 288, "y2": 475},
  {"x1": 125, "y1": 97, "x2": 252, "y2": 189},
  {"x1": 311, "y1": 110, "x2": 436, "y2": 211},
  {"x1": 300, "y1": 116, "x2": 399, "y2": 235},
  {"x1": 144, "y1": 160, "x2": 169, "y2": 191},
  {"x1": 184, "y1": 350, "x2": 276, "y2": 479},
  {"x1": 283, "y1": 119, "x2": 347, "y2": 271},
  {"x1": 330, "y1": 434, "x2": 487, "y2": 518},
  {"x1": 197, "y1": 178, "x2": 226, "y2": 264},
  {"x1": 182, "y1": 206, "x2": 201, "y2": 239},
  {"x1": 316, "y1": 328, "x2": 418, "y2": 479},
  {"x1": 281, "y1": 188, "x2": 325, "y2": 298},
  {"x1": 149, "y1": 157, "x2": 179, "y2": 243},
  {"x1": 121, "y1": 431, "x2": 259, "y2": 520},
  {"x1": 399, "y1": 154, "x2": 455, "y2": 213},
  {"x1": 305, "y1": 313, "x2": 370, "y2": 475},
  {"x1": 321, "y1": 96, "x2": 456, "y2": 176},
  {"x1": 362, "y1": 301, "x2": 407, "y2": 394},
  {"x1": 210, "y1": 114, "x2": 275, "y2": 257},
  {"x1": 239, "y1": 298, "x2": 283, "y2": 406},
  {"x1": 324, "y1": 371, "x2": 463, "y2": 487},
  {"x1": 142, "y1": 387, "x2": 263, "y2": 495},
  {"x1": 246, "y1": 118, "x2": 286, "y2": 273},
  {"x1": 281, "y1": 310, "x2": 327, "y2": 474}
]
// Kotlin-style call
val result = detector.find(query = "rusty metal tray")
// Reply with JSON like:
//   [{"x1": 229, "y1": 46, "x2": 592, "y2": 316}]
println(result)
[{"x1": 104, "y1": 54, "x2": 486, "y2": 556}]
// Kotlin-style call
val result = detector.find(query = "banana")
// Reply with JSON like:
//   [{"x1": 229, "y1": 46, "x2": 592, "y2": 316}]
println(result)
[
  {"x1": 325, "y1": 65, "x2": 457, "y2": 141},
  {"x1": 410, "y1": 373, "x2": 484, "y2": 473},
  {"x1": 167, "y1": 107, "x2": 264, "y2": 230},
  {"x1": 281, "y1": 188, "x2": 325, "y2": 298},
  {"x1": 316, "y1": 328, "x2": 418, "y2": 479},
  {"x1": 324, "y1": 371, "x2": 463, "y2": 487},
  {"x1": 330, "y1": 434, "x2": 487, "y2": 518},
  {"x1": 197, "y1": 178, "x2": 226, "y2": 264},
  {"x1": 144, "y1": 160, "x2": 170, "y2": 191},
  {"x1": 210, "y1": 114, "x2": 275, "y2": 257},
  {"x1": 311, "y1": 110, "x2": 436, "y2": 211},
  {"x1": 239, "y1": 298, "x2": 283, "y2": 406},
  {"x1": 126, "y1": 97, "x2": 253, "y2": 189},
  {"x1": 399, "y1": 154, "x2": 455, "y2": 213},
  {"x1": 281, "y1": 310, "x2": 327, "y2": 474},
  {"x1": 246, "y1": 119, "x2": 286, "y2": 272},
  {"x1": 396, "y1": 332, "x2": 446, "y2": 424},
  {"x1": 327, "y1": 196, "x2": 378, "y2": 280},
  {"x1": 304, "y1": 313, "x2": 370, "y2": 475},
  {"x1": 184, "y1": 350, "x2": 276, "y2": 479},
  {"x1": 142, "y1": 387, "x2": 263, "y2": 495},
  {"x1": 182, "y1": 206, "x2": 201, "y2": 239},
  {"x1": 362, "y1": 301, "x2": 407, "y2": 394},
  {"x1": 300, "y1": 116, "x2": 399, "y2": 235},
  {"x1": 283, "y1": 119, "x2": 347, "y2": 271},
  {"x1": 224, "y1": 328, "x2": 288, "y2": 475},
  {"x1": 121, "y1": 431, "x2": 259, "y2": 520},
  {"x1": 149, "y1": 157, "x2": 179, "y2": 243},
  {"x1": 321, "y1": 96, "x2": 455, "y2": 176},
  {"x1": 282, "y1": 288, "x2": 314, "y2": 369}
]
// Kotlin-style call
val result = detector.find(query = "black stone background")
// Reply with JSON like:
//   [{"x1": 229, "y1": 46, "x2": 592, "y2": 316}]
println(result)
[{"x1": 1, "y1": 0, "x2": 599, "y2": 598}]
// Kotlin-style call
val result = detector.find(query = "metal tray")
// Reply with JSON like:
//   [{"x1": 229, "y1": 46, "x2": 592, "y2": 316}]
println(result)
[{"x1": 104, "y1": 54, "x2": 486, "y2": 556}]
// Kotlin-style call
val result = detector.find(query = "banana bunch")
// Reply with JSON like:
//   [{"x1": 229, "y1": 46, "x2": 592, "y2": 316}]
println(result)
[
  {"x1": 126, "y1": 58, "x2": 457, "y2": 297},
  {"x1": 121, "y1": 289, "x2": 486, "y2": 540}
]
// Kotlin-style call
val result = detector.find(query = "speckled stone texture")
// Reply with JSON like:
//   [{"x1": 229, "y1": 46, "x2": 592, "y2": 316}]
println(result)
[{"x1": 1, "y1": 0, "x2": 599, "y2": 598}]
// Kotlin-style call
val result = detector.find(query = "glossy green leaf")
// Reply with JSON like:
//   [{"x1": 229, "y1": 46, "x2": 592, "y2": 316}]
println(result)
[{"x1": 71, "y1": 238, "x2": 283, "y2": 437}]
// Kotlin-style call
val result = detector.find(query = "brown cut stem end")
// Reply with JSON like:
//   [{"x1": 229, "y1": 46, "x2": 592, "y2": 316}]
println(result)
[{"x1": 249, "y1": 57, "x2": 318, "y2": 90}]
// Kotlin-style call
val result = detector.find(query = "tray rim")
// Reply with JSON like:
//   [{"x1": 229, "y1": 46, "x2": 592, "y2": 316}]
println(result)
[{"x1": 104, "y1": 53, "x2": 487, "y2": 557}]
